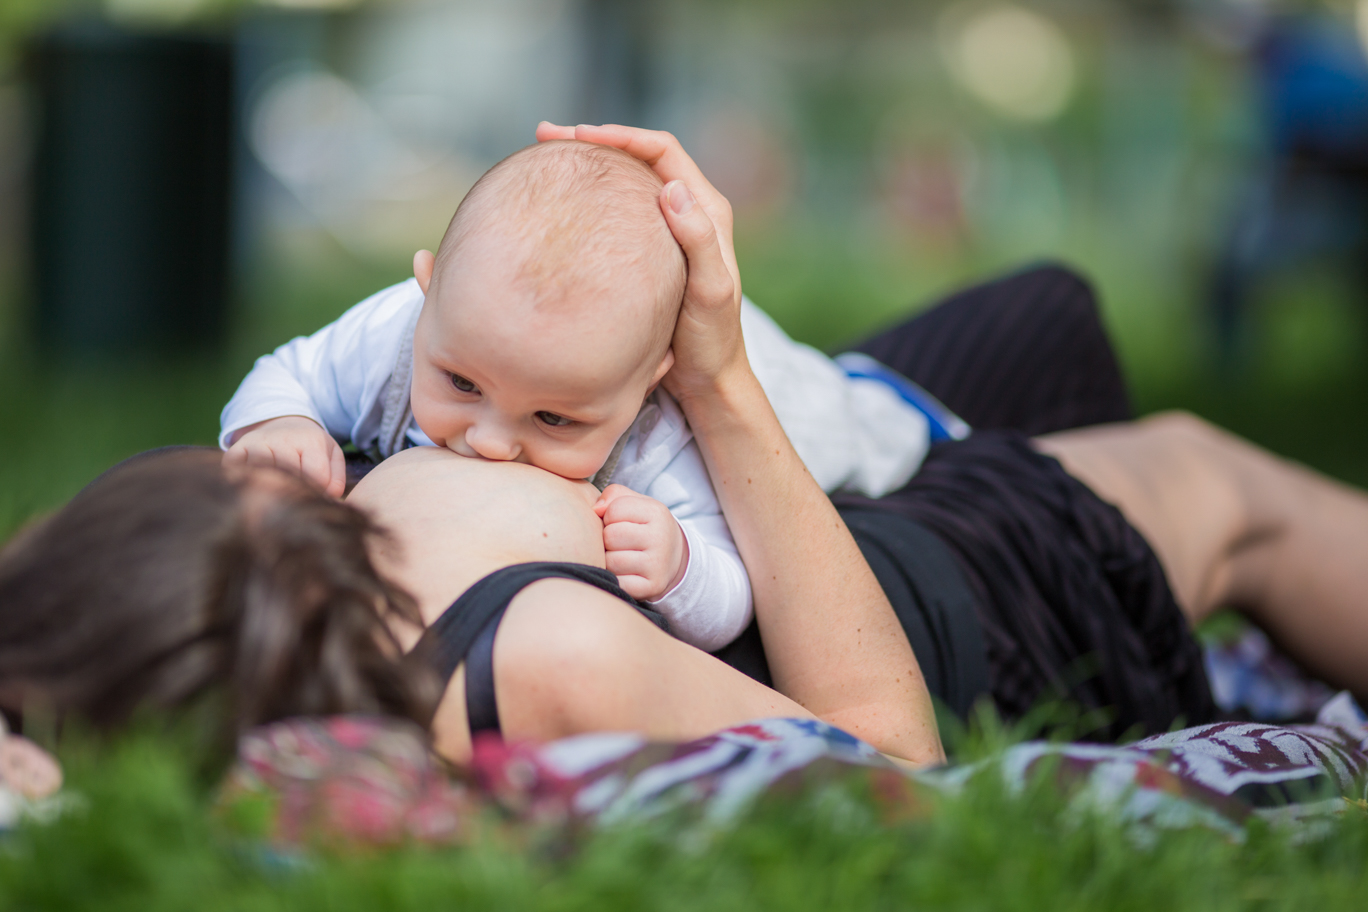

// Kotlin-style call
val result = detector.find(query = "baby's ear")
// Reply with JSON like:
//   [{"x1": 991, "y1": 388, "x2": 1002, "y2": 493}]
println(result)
[
  {"x1": 413, "y1": 250, "x2": 436, "y2": 294},
  {"x1": 647, "y1": 348, "x2": 675, "y2": 393}
]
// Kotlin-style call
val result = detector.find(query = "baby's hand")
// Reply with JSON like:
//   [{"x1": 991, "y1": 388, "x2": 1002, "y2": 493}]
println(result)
[
  {"x1": 222, "y1": 416, "x2": 346, "y2": 498},
  {"x1": 594, "y1": 484, "x2": 689, "y2": 601}
]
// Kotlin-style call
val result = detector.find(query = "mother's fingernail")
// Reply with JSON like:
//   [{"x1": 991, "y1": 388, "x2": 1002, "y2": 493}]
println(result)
[{"x1": 667, "y1": 181, "x2": 695, "y2": 216}]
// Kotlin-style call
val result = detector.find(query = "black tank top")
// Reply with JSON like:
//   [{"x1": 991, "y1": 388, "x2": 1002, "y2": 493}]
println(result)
[
  {"x1": 414, "y1": 562, "x2": 666, "y2": 737},
  {"x1": 711, "y1": 509, "x2": 991, "y2": 720}
]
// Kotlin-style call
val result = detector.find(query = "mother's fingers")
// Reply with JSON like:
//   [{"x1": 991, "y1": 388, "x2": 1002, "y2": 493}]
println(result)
[
  {"x1": 573, "y1": 125, "x2": 730, "y2": 224},
  {"x1": 661, "y1": 181, "x2": 736, "y2": 307},
  {"x1": 538, "y1": 122, "x2": 738, "y2": 269},
  {"x1": 535, "y1": 121, "x2": 577, "y2": 142},
  {"x1": 571, "y1": 125, "x2": 709, "y2": 186},
  {"x1": 659, "y1": 180, "x2": 747, "y2": 393}
]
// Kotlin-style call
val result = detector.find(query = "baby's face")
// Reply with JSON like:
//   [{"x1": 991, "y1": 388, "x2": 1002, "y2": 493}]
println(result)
[{"x1": 410, "y1": 242, "x2": 669, "y2": 481}]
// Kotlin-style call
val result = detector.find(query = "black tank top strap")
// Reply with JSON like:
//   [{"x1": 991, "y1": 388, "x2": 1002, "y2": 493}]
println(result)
[{"x1": 414, "y1": 562, "x2": 667, "y2": 739}]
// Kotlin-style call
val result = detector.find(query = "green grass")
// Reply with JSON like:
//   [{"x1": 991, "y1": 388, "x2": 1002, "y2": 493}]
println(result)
[{"x1": 3, "y1": 727, "x2": 1368, "y2": 911}]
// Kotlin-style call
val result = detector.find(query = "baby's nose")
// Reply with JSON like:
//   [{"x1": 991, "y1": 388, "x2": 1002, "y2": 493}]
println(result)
[{"x1": 465, "y1": 425, "x2": 520, "y2": 462}]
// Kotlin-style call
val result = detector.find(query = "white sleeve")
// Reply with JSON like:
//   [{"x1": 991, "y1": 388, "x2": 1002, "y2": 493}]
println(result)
[
  {"x1": 638, "y1": 438, "x2": 753, "y2": 653},
  {"x1": 218, "y1": 280, "x2": 423, "y2": 449},
  {"x1": 741, "y1": 297, "x2": 930, "y2": 496}
]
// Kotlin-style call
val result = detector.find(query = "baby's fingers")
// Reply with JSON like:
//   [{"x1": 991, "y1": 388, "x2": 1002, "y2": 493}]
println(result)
[
  {"x1": 299, "y1": 438, "x2": 345, "y2": 498},
  {"x1": 601, "y1": 496, "x2": 669, "y2": 529},
  {"x1": 611, "y1": 575, "x2": 655, "y2": 600},
  {"x1": 235, "y1": 441, "x2": 283, "y2": 470},
  {"x1": 328, "y1": 441, "x2": 347, "y2": 498},
  {"x1": 604, "y1": 550, "x2": 657, "y2": 599},
  {"x1": 593, "y1": 483, "x2": 637, "y2": 518},
  {"x1": 221, "y1": 444, "x2": 248, "y2": 469},
  {"x1": 603, "y1": 518, "x2": 652, "y2": 553}
]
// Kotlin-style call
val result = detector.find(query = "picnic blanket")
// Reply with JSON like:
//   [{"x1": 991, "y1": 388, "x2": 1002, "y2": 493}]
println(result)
[{"x1": 219, "y1": 692, "x2": 1368, "y2": 848}]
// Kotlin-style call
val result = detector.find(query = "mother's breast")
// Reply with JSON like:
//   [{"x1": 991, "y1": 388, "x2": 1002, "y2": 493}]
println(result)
[{"x1": 347, "y1": 448, "x2": 607, "y2": 624}]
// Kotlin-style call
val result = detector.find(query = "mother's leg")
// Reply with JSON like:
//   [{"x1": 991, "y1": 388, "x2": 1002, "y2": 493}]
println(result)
[
  {"x1": 848, "y1": 263, "x2": 1132, "y2": 435},
  {"x1": 1037, "y1": 412, "x2": 1368, "y2": 695}
]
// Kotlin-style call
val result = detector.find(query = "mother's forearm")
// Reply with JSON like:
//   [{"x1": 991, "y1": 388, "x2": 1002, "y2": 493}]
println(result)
[{"x1": 679, "y1": 369, "x2": 944, "y2": 765}]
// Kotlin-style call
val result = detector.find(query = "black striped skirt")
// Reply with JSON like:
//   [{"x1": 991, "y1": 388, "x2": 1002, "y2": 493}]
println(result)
[{"x1": 835, "y1": 430, "x2": 1218, "y2": 741}]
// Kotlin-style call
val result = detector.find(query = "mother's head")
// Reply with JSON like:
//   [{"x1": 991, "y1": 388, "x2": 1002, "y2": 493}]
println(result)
[{"x1": 0, "y1": 451, "x2": 436, "y2": 738}]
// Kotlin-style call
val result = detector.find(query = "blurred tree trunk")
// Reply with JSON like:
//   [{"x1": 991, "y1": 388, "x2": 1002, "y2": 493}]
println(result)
[{"x1": 29, "y1": 20, "x2": 232, "y2": 355}]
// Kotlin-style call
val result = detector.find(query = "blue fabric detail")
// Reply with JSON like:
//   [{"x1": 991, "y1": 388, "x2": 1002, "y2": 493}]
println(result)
[{"x1": 835, "y1": 353, "x2": 971, "y2": 443}]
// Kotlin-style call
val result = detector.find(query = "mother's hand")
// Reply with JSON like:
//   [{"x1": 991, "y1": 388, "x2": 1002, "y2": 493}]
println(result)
[{"x1": 535, "y1": 123, "x2": 747, "y2": 403}]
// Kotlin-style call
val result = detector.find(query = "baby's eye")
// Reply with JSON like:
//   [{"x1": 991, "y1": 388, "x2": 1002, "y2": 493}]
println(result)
[
  {"x1": 536, "y1": 411, "x2": 574, "y2": 428},
  {"x1": 449, "y1": 373, "x2": 478, "y2": 394}
]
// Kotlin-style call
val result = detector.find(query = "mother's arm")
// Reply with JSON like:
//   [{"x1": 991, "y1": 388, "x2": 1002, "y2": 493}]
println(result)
[
  {"x1": 537, "y1": 124, "x2": 943, "y2": 765},
  {"x1": 423, "y1": 580, "x2": 820, "y2": 764},
  {"x1": 488, "y1": 581, "x2": 817, "y2": 749}
]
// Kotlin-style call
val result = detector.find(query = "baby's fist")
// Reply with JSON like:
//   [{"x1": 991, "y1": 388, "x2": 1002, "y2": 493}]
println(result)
[
  {"x1": 594, "y1": 484, "x2": 688, "y2": 601},
  {"x1": 222, "y1": 415, "x2": 346, "y2": 498}
]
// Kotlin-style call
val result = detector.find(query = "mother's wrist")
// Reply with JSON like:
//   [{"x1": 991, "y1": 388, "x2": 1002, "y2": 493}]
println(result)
[{"x1": 668, "y1": 361, "x2": 767, "y2": 434}]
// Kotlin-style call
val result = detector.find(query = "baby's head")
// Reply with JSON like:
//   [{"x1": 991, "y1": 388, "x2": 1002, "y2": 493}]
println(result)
[{"x1": 410, "y1": 140, "x2": 686, "y2": 479}]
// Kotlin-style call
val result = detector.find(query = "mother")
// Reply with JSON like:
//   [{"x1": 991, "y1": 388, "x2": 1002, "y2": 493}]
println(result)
[{"x1": 3, "y1": 127, "x2": 1368, "y2": 765}]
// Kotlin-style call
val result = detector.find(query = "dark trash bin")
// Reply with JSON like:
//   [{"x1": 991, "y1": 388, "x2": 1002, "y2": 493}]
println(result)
[{"x1": 29, "y1": 21, "x2": 233, "y2": 354}]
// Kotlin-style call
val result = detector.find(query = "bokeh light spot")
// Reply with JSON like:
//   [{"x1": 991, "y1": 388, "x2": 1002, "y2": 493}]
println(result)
[
  {"x1": 941, "y1": 3, "x2": 1076, "y2": 122},
  {"x1": 1358, "y1": 0, "x2": 1368, "y2": 61}
]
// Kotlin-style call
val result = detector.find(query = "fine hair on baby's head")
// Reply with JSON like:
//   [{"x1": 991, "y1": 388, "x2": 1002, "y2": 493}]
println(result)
[
  {"x1": 433, "y1": 140, "x2": 686, "y2": 369},
  {"x1": 407, "y1": 140, "x2": 688, "y2": 479}
]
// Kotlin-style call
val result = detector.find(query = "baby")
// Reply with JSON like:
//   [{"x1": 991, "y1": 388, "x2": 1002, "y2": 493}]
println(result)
[{"x1": 221, "y1": 139, "x2": 942, "y2": 653}]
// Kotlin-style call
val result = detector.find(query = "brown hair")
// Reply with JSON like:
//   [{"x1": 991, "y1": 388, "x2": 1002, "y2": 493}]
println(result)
[{"x1": 0, "y1": 450, "x2": 437, "y2": 740}]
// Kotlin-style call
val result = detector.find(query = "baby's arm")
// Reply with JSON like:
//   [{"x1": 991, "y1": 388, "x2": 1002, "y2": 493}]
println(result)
[
  {"x1": 219, "y1": 280, "x2": 422, "y2": 493},
  {"x1": 220, "y1": 312, "x2": 362, "y2": 495},
  {"x1": 602, "y1": 440, "x2": 753, "y2": 653}
]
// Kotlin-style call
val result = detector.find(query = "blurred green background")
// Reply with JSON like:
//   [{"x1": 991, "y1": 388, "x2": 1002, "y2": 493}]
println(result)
[{"x1": 2, "y1": 0, "x2": 1368, "y2": 539}]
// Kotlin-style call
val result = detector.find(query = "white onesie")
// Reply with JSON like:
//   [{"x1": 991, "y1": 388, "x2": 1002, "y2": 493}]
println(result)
[{"x1": 219, "y1": 279, "x2": 932, "y2": 653}]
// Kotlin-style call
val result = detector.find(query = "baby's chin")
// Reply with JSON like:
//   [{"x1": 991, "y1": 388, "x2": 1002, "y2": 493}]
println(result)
[
  {"x1": 406, "y1": 447, "x2": 603, "y2": 497},
  {"x1": 440, "y1": 445, "x2": 608, "y2": 488},
  {"x1": 501, "y1": 459, "x2": 604, "y2": 511},
  {"x1": 536, "y1": 456, "x2": 614, "y2": 485}
]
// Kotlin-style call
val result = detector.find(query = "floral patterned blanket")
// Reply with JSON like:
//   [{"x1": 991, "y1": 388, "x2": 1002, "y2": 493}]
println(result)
[{"x1": 219, "y1": 692, "x2": 1368, "y2": 848}]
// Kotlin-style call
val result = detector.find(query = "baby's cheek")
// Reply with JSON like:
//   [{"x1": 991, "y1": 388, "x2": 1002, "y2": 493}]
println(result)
[
  {"x1": 408, "y1": 389, "x2": 451, "y2": 445},
  {"x1": 532, "y1": 440, "x2": 618, "y2": 482}
]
